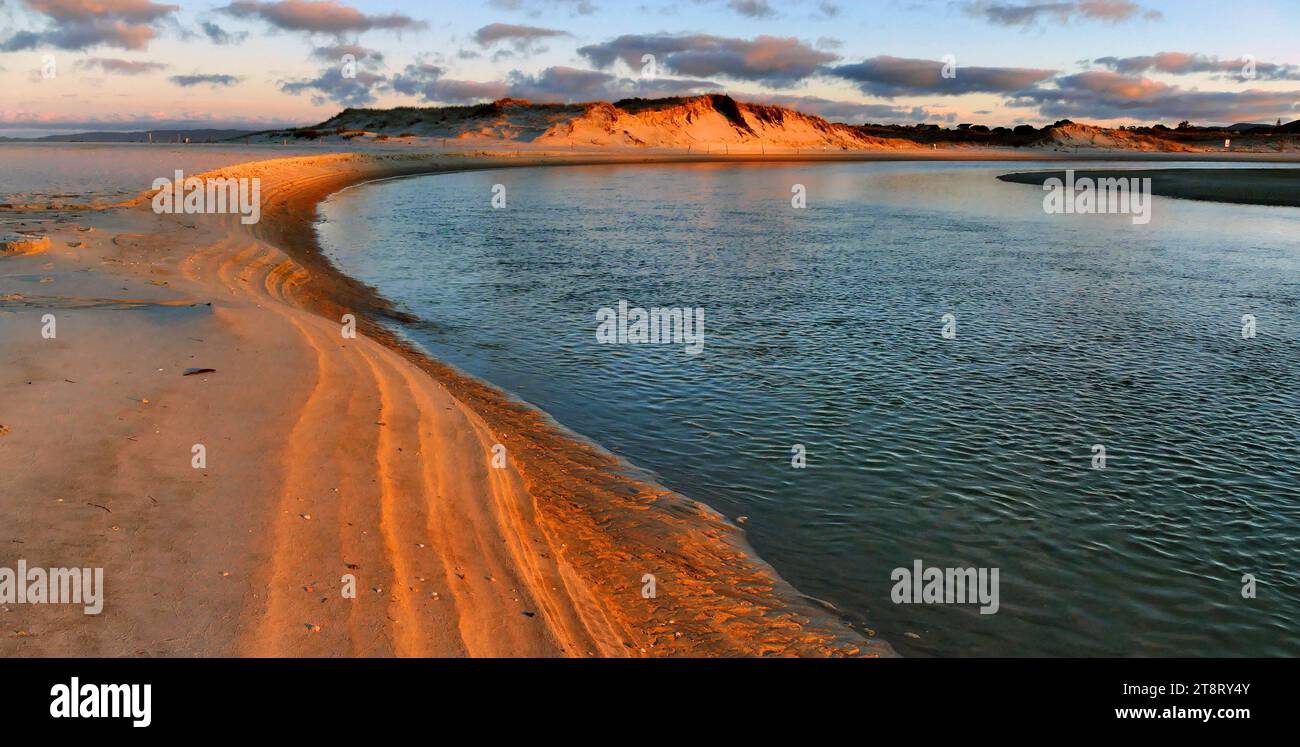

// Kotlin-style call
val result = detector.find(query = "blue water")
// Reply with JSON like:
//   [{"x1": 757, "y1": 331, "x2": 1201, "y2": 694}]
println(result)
[{"x1": 318, "y1": 161, "x2": 1300, "y2": 656}]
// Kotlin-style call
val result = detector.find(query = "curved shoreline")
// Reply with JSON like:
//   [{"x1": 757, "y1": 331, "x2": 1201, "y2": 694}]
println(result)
[
  {"x1": 11, "y1": 147, "x2": 1296, "y2": 657},
  {"x1": 247, "y1": 151, "x2": 899, "y2": 656},
  {"x1": 4, "y1": 150, "x2": 912, "y2": 657}
]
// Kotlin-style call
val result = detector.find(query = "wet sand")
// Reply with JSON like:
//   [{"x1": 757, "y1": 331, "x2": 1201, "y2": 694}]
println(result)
[{"x1": 998, "y1": 168, "x2": 1300, "y2": 207}]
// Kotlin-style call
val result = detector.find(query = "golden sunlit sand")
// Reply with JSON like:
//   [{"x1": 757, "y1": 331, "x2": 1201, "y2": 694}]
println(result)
[
  {"x1": 4, "y1": 145, "x2": 1298, "y2": 657},
  {"x1": 0, "y1": 150, "x2": 911, "y2": 657}
]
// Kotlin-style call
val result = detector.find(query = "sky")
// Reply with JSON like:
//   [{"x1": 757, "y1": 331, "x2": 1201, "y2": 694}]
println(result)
[{"x1": 1, "y1": 0, "x2": 1298, "y2": 137}]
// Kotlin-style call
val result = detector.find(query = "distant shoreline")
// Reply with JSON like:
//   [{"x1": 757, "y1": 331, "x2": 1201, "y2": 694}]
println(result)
[{"x1": 997, "y1": 168, "x2": 1300, "y2": 207}]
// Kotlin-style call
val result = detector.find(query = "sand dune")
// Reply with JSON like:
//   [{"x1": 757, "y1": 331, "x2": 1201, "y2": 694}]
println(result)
[
  {"x1": 1034, "y1": 122, "x2": 1200, "y2": 152},
  {"x1": 237, "y1": 95, "x2": 1299, "y2": 155},
  {"x1": 255, "y1": 95, "x2": 908, "y2": 151}
]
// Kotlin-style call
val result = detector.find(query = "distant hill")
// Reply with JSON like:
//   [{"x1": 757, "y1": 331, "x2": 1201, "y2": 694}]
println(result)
[
  {"x1": 240, "y1": 94, "x2": 907, "y2": 150},
  {"x1": 1036, "y1": 121, "x2": 1200, "y2": 152},
  {"x1": 206, "y1": 96, "x2": 1300, "y2": 154},
  {"x1": 1, "y1": 129, "x2": 262, "y2": 143}
]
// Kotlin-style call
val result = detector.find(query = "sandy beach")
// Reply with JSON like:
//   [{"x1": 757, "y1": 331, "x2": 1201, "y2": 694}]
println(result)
[
  {"x1": 4, "y1": 146, "x2": 1299, "y2": 657},
  {"x1": 3, "y1": 149, "x2": 916, "y2": 658}
]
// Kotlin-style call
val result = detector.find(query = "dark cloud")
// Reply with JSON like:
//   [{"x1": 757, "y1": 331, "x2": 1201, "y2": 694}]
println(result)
[
  {"x1": 200, "y1": 20, "x2": 248, "y2": 45},
  {"x1": 508, "y1": 65, "x2": 719, "y2": 101},
  {"x1": 962, "y1": 0, "x2": 1161, "y2": 27},
  {"x1": 1092, "y1": 52, "x2": 1300, "y2": 82},
  {"x1": 828, "y1": 55, "x2": 1056, "y2": 97},
  {"x1": 509, "y1": 66, "x2": 614, "y2": 99},
  {"x1": 170, "y1": 73, "x2": 242, "y2": 87},
  {"x1": 390, "y1": 63, "x2": 510, "y2": 104},
  {"x1": 579, "y1": 33, "x2": 837, "y2": 86},
  {"x1": 0, "y1": 0, "x2": 179, "y2": 51},
  {"x1": 751, "y1": 93, "x2": 933, "y2": 124},
  {"x1": 473, "y1": 22, "x2": 569, "y2": 51},
  {"x1": 1010, "y1": 71, "x2": 1300, "y2": 123},
  {"x1": 727, "y1": 0, "x2": 775, "y2": 18},
  {"x1": 75, "y1": 56, "x2": 169, "y2": 74},
  {"x1": 280, "y1": 65, "x2": 387, "y2": 105},
  {"x1": 311, "y1": 42, "x2": 383, "y2": 63},
  {"x1": 390, "y1": 63, "x2": 718, "y2": 105},
  {"x1": 815, "y1": 1, "x2": 840, "y2": 17},
  {"x1": 217, "y1": 0, "x2": 426, "y2": 35}
]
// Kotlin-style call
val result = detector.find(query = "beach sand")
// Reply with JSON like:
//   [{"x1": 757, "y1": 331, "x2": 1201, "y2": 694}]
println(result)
[
  {"x1": 4, "y1": 147, "x2": 1297, "y2": 657},
  {"x1": 0, "y1": 150, "x2": 912, "y2": 657}
]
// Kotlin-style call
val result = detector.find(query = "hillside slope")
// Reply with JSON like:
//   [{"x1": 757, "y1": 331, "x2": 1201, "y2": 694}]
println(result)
[
  {"x1": 1035, "y1": 122, "x2": 1199, "y2": 152},
  {"x1": 267, "y1": 95, "x2": 903, "y2": 150},
  {"x1": 245, "y1": 96, "x2": 1299, "y2": 153}
]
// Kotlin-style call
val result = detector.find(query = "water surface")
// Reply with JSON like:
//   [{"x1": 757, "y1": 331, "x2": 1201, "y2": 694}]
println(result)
[
  {"x1": 0, "y1": 142, "x2": 320, "y2": 205},
  {"x1": 319, "y1": 161, "x2": 1300, "y2": 656}
]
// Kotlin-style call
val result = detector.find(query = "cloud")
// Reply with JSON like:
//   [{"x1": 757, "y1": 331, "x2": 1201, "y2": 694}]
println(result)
[
  {"x1": 473, "y1": 22, "x2": 569, "y2": 50},
  {"x1": 1010, "y1": 70, "x2": 1300, "y2": 123},
  {"x1": 1092, "y1": 52, "x2": 1300, "y2": 82},
  {"x1": 75, "y1": 56, "x2": 168, "y2": 74},
  {"x1": 390, "y1": 63, "x2": 719, "y2": 105},
  {"x1": 828, "y1": 55, "x2": 1056, "y2": 97},
  {"x1": 487, "y1": 0, "x2": 597, "y2": 15},
  {"x1": 311, "y1": 42, "x2": 383, "y2": 63},
  {"x1": 508, "y1": 65, "x2": 719, "y2": 101},
  {"x1": 25, "y1": 0, "x2": 176, "y2": 23},
  {"x1": 217, "y1": 0, "x2": 426, "y2": 35},
  {"x1": 579, "y1": 33, "x2": 837, "y2": 86},
  {"x1": 962, "y1": 0, "x2": 1161, "y2": 27},
  {"x1": 702, "y1": 0, "x2": 836, "y2": 19},
  {"x1": 727, "y1": 0, "x2": 775, "y2": 18},
  {"x1": 281, "y1": 66, "x2": 387, "y2": 105},
  {"x1": 170, "y1": 73, "x2": 242, "y2": 87},
  {"x1": 751, "y1": 93, "x2": 933, "y2": 123},
  {"x1": 390, "y1": 63, "x2": 510, "y2": 103},
  {"x1": 0, "y1": 0, "x2": 179, "y2": 51},
  {"x1": 200, "y1": 20, "x2": 248, "y2": 45}
]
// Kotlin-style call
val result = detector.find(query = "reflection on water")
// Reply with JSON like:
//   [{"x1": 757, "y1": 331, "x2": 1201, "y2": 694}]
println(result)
[{"x1": 319, "y1": 161, "x2": 1300, "y2": 656}]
